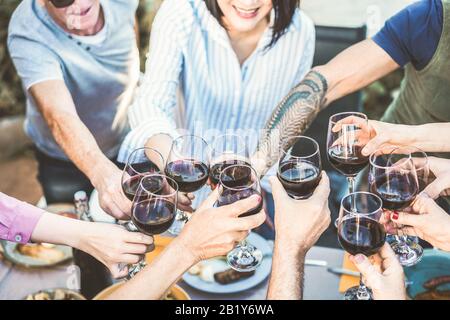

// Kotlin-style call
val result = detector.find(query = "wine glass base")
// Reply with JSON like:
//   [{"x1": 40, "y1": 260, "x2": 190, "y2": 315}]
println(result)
[
  {"x1": 227, "y1": 247, "x2": 263, "y2": 272},
  {"x1": 389, "y1": 238, "x2": 424, "y2": 267},
  {"x1": 343, "y1": 286, "x2": 373, "y2": 300}
]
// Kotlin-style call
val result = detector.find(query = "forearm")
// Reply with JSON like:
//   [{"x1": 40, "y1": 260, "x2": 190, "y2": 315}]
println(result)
[
  {"x1": 253, "y1": 70, "x2": 328, "y2": 176},
  {"x1": 106, "y1": 238, "x2": 195, "y2": 300},
  {"x1": 47, "y1": 111, "x2": 115, "y2": 184},
  {"x1": 410, "y1": 123, "x2": 450, "y2": 153},
  {"x1": 267, "y1": 243, "x2": 307, "y2": 300},
  {"x1": 31, "y1": 212, "x2": 85, "y2": 248}
]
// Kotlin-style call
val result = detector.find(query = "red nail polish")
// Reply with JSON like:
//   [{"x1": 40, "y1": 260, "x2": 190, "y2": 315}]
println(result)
[{"x1": 392, "y1": 211, "x2": 399, "y2": 221}]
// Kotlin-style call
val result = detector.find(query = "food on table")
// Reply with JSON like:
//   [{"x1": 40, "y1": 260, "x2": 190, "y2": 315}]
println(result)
[
  {"x1": 25, "y1": 289, "x2": 84, "y2": 300},
  {"x1": 214, "y1": 268, "x2": 255, "y2": 285},
  {"x1": 16, "y1": 243, "x2": 65, "y2": 263}
]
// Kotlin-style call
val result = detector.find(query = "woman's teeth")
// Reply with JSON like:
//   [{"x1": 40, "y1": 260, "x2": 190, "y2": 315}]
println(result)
[{"x1": 234, "y1": 6, "x2": 258, "y2": 15}]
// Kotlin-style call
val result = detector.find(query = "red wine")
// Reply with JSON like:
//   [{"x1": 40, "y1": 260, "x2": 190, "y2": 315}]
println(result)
[
  {"x1": 219, "y1": 165, "x2": 253, "y2": 189},
  {"x1": 338, "y1": 216, "x2": 386, "y2": 256},
  {"x1": 217, "y1": 189, "x2": 263, "y2": 217},
  {"x1": 122, "y1": 175, "x2": 163, "y2": 202},
  {"x1": 370, "y1": 175, "x2": 418, "y2": 211},
  {"x1": 132, "y1": 199, "x2": 176, "y2": 235},
  {"x1": 277, "y1": 160, "x2": 321, "y2": 199},
  {"x1": 165, "y1": 160, "x2": 209, "y2": 193},
  {"x1": 328, "y1": 145, "x2": 369, "y2": 177},
  {"x1": 210, "y1": 160, "x2": 251, "y2": 186}
]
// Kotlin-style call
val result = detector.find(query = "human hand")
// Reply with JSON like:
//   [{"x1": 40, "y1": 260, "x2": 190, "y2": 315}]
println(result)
[
  {"x1": 269, "y1": 172, "x2": 331, "y2": 253},
  {"x1": 77, "y1": 222, "x2": 154, "y2": 278},
  {"x1": 421, "y1": 157, "x2": 450, "y2": 199},
  {"x1": 91, "y1": 161, "x2": 132, "y2": 220},
  {"x1": 173, "y1": 189, "x2": 266, "y2": 263},
  {"x1": 350, "y1": 243, "x2": 406, "y2": 300},
  {"x1": 387, "y1": 194, "x2": 450, "y2": 252}
]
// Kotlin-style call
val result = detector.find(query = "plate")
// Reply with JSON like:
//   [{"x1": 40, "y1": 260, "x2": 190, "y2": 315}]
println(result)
[
  {"x1": 0, "y1": 204, "x2": 74, "y2": 268},
  {"x1": 404, "y1": 249, "x2": 450, "y2": 299},
  {"x1": 93, "y1": 282, "x2": 190, "y2": 300},
  {"x1": 182, "y1": 232, "x2": 272, "y2": 294}
]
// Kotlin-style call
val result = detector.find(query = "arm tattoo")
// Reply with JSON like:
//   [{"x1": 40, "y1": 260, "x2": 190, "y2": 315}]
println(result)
[{"x1": 255, "y1": 70, "x2": 328, "y2": 176}]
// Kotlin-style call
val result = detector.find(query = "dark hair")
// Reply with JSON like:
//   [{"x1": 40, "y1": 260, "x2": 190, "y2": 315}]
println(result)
[{"x1": 204, "y1": 0, "x2": 300, "y2": 49}]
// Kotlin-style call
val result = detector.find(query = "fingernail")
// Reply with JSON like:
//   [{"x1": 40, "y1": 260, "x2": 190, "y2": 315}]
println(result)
[
  {"x1": 354, "y1": 254, "x2": 365, "y2": 264},
  {"x1": 392, "y1": 211, "x2": 399, "y2": 221}
]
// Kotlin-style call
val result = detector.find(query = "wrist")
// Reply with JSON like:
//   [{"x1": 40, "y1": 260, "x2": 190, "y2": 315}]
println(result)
[
  {"x1": 274, "y1": 235, "x2": 309, "y2": 258},
  {"x1": 63, "y1": 219, "x2": 88, "y2": 250},
  {"x1": 170, "y1": 237, "x2": 199, "y2": 267},
  {"x1": 89, "y1": 158, "x2": 116, "y2": 188}
]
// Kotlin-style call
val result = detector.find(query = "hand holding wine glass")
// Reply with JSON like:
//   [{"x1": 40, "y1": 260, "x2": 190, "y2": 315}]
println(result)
[
  {"x1": 269, "y1": 173, "x2": 331, "y2": 252},
  {"x1": 421, "y1": 157, "x2": 450, "y2": 199},
  {"x1": 174, "y1": 188, "x2": 266, "y2": 263},
  {"x1": 350, "y1": 243, "x2": 406, "y2": 300},
  {"x1": 387, "y1": 193, "x2": 450, "y2": 252}
]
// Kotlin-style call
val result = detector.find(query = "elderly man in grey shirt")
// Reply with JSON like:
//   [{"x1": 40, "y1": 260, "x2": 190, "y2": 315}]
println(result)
[{"x1": 8, "y1": 0, "x2": 140, "y2": 219}]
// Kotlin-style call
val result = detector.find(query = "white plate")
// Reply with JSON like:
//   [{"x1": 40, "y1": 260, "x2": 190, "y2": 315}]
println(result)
[
  {"x1": 182, "y1": 233, "x2": 272, "y2": 294},
  {"x1": 88, "y1": 189, "x2": 117, "y2": 223}
]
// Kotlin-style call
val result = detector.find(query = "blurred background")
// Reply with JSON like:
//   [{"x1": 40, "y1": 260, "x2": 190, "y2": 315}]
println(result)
[{"x1": 0, "y1": 0, "x2": 413, "y2": 204}]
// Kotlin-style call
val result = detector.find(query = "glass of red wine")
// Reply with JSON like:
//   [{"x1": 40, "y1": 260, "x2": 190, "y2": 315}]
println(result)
[
  {"x1": 369, "y1": 146, "x2": 420, "y2": 267},
  {"x1": 217, "y1": 164, "x2": 263, "y2": 272},
  {"x1": 126, "y1": 173, "x2": 178, "y2": 278},
  {"x1": 209, "y1": 134, "x2": 250, "y2": 188},
  {"x1": 327, "y1": 112, "x2": 370, "y2": 193},
  {"x1": 337, "y1": 191, "x2": 385, "y2": 300},
  {"x1": 165, "y1": 135, "x2": 210, "y2": 235},
  {"x1": 121, "y1": 147, "x2": 164, "y2": 202},
  {"x1": 386, "y1": 146, "x2": 428, "y2": 266},
  {"x1": 277, "y1": 136, "x2": 322, "y2": 199}
]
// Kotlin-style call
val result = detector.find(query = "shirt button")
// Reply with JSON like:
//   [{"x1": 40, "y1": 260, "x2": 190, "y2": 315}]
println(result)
[{"x1": 15, "y1": 234, "x2": 22, "y2": 242}]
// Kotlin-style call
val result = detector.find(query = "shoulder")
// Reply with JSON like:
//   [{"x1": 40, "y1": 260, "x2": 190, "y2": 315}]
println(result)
[
  {"x1": 289, "y1": 9, "x2": 315, "y2": 38},
  {"x1": 151, "y1": 0, "x2": 198, "y2": 36},
  {"x1": 386, "y1": 0, "x2": 442, "y2": 30}
]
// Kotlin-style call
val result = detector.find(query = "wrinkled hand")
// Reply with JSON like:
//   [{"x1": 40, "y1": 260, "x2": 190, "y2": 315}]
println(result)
[
  {"x1": 350, "y1": 244, "x2": 406, "y2": 300},
  {"x1": 269, "y1": 172, "x2": 331, "y2": 253},
  {"x1": 92, "y1": 161, "x2": 132, "y2": 220},
  {"x1": 387, "y1": 194, "x2": 450, "y2": 252},
  {"x1": 174, "y1": 189, "x2": 266, "y2": 263},
  {"x1": 421, "y1": 157, "x2": 450, "y2": 199},
  {"x1": 78, "y1": 222, "x2": 154, "y2": 278}
]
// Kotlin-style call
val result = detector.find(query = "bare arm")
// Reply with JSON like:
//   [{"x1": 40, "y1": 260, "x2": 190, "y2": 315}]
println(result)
[
  {"x1": 29, "y1": 80, "x2": 130, "y2": 219},
  {"x1": 253, "y1": 39, "x2": 399, "y2": 175}
]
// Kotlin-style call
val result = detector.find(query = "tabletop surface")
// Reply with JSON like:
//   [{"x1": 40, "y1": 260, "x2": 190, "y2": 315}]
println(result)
[{"x1": 0, "y1": 245, "x2": 344, "y2": 300}]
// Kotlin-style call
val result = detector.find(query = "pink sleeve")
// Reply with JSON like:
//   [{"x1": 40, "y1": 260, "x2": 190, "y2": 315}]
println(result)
[{"x1": 0, "y1": 193, "x2": 44, "y2": 244}]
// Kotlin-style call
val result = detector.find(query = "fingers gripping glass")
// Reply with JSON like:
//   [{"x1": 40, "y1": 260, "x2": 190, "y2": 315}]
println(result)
[
  {"x1": 217, "y1": 164, "x2": 263, "y2": 272},
  {"x1": 49, "y1": 0, "x2": 75, "y2": 8},
  {"x1": 337, "y1": 192, "x2": 386, "y2": 300}
]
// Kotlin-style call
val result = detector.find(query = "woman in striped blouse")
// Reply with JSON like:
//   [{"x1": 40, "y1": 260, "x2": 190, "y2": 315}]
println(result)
[{"x1": 118, "y1": 0, "x2": 316, "y2": 215}]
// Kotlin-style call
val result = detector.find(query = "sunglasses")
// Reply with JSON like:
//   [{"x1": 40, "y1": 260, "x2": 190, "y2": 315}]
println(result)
[{"x1": 49, "y1": 0, "x2": 76, "y2": 9}]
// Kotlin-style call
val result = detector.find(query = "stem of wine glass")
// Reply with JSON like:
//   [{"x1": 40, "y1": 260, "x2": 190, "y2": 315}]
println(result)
[
  {"x1": 347, "y1": 176, "x2": 356, "y2": 194},
  {"x1": 356, "y1": 275, "x2": 371, "y2": 300}
]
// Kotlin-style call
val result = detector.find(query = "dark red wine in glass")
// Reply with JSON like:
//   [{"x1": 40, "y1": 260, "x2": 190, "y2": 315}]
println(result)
[
  {"x1": 327, "y1": 145, "x2": 369, "y2": 177},
  {"x1": 338, "y1": 216, "x2": 386, "y2": 256},
  {"x1": 132, "y1": 199, "x2": 176, "y2": 235},
  {"x1": 217, "y1": 189, "x2": 263, "y2": 217},
  {"x1": 210, "y1": 159, "x2": 251, "y2": 186},
  {"x1": 370, "y1": 174, "x2": 419, "y2": 211},
  {"x1": 165, "y1": 159, "x2": 209, "y2": 193},
  {"x1": 277, "y1": 160, "x2": 322, "y2": 199}
]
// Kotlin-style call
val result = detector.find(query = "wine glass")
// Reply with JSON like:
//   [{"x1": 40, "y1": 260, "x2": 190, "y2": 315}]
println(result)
[
  {"x1": 217, "y1": 164, "x2": 263, "y2": 272},
  {"x1": 165, "y1": 135, "x2": 210, "y2": 235},
  {"x1": 209, "y1": 134, "x2": 250, "y2": 187},
  {"x1": 337, "y1": 192, "x2": 386, "y2": 300},
  {"x1": 327, "y1": 112, "x2": 370, "y2": 194},
  {"x1": 121, "y1": 147, "x2": 164, "y2": 202},
  {"x1": 386, "y1": 146, "x2": 428, "y2": 266},
  {"x1": 127, "y1": 174, "x2": 178, "y2": 278},
  {"x1": 277, "y1": 136, "x2": 322, "y2": 199},
  {"x1": 369, "y1": 146, "x2": 420, "y2": 267}
]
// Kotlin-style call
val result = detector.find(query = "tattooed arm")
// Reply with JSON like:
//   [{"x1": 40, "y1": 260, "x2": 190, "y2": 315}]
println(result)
[{"x1": 253, "y1": 40, "x2": 399, "y2": 176}]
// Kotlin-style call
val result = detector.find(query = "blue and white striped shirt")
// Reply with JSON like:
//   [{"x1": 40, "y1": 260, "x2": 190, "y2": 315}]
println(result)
[{"x1": 118, "y1": 0, "x2": 315, "y2": 193}]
